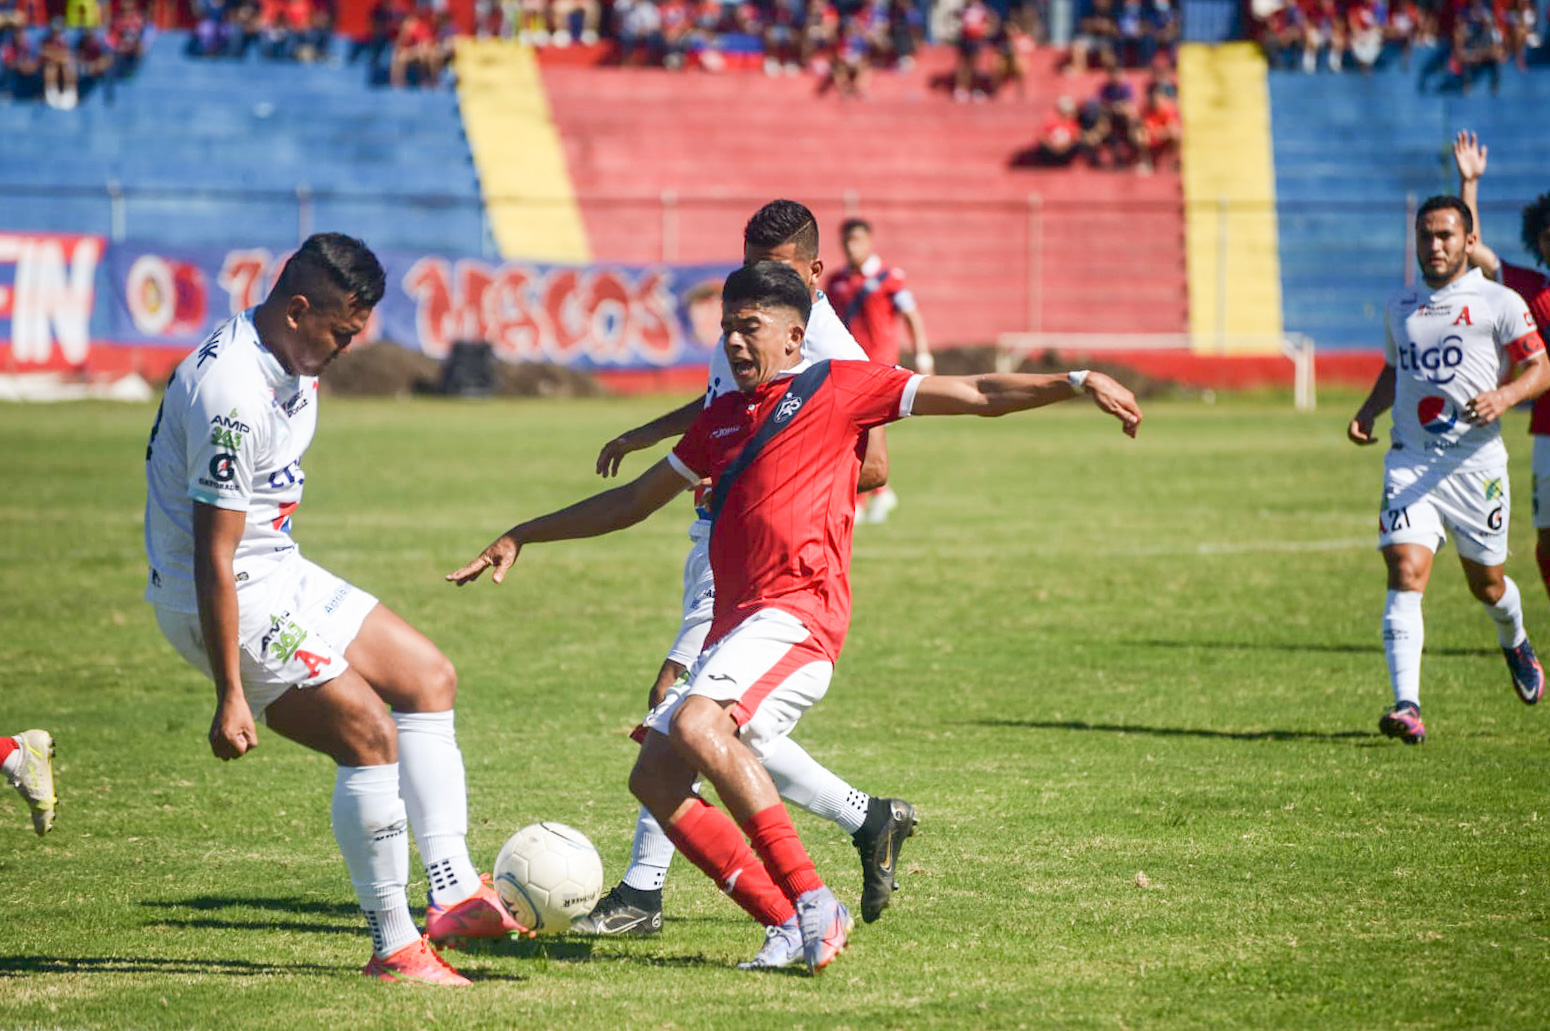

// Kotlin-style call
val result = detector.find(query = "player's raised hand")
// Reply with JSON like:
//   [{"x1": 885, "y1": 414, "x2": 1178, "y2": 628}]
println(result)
[
  {"x1": 1347, "y1": 415, "x2": 1380, "y2": 444},
  {"x1": 596, "y1": 429, "x2": 651, "y2": 478},
  {"x1": 209, "y1": 698, "x2": 258, "y2": 761},
  {"x1": 1084, "y1": 372, "x2": 1143, "y2": 437},
  {"x1": 446, "y1": 533, "x2": 522, "y2": 585},
  {"x1": 1453, "y1": 130, "x2": 1487, "y2": 182}
]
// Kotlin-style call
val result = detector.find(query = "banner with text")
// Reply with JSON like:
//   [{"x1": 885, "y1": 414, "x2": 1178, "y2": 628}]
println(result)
[
  {"x1": 0, "y1": 231, "x2": 105, "y2": 370},
  {"x1": 103, "y1": 243, "x2": 734, "y2": 369}
]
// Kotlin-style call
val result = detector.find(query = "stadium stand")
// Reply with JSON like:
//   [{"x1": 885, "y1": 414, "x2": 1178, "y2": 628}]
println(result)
[
  {"x1": 537, "y1": 42, "x2": 1187, "y2": 345},
  {"x1": 1271, "y1": 52, "x2": 1550, "y2": 351},
  {"x1": 0, "y1": 29, "x2": 490, "y2": 255}
]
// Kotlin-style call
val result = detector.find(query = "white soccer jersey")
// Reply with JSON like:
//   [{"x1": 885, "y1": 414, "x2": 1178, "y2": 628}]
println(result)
[
  {"x1": 144, "y1": 309, "x2": 319, "y2": 614},
  {"x1": 1384, "y1": 268, "x2": 1543, "y2": 471},
  {"x1": 687, "y1": 290, "x2": 868, "y2": 537}
]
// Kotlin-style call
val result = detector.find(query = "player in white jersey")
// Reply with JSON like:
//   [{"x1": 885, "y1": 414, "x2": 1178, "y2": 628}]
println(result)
[
  {"x1": 1348, "y1": 196, "x2": 1550, "y2": 744},
  {"x1": 574, "y1": 201, "x2": 917, "y2": 938},
  {"x1": 143, "y1": 234, "x2": 522, "y2": 986}
]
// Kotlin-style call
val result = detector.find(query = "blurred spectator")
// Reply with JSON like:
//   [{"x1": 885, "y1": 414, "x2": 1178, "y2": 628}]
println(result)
[
  {"x1": 1503, "y1": 0, "x2": 1537, "y2": 70},
  {"x1": 259, "y1": 0, "x2": 295, "y2": 59},
  {"x1": 553, "y1": 0, "x2": 602, "y2": 44},
  {"x1": 994, "y1": 15, "x2": 1034, "y2": 95},
  {"x1": 802, "y1": 0, "x2": 836, "y2": 70},
  {"x1": 0, "y1": 0, "x2": 27, "y2": 31},
  {"x1": 76, "y1": 24, "x2": 116, "y2": 98},
  {"x1": 1094, "y1": 54, "x2": 1138, "y2": 165},
  {"x1": 191, "y1": 0, "x2": 228, "y2": 55},
  {"x1": 1136, "y1": 81, "x2": 1179, "y2": 173},
  {"x1": 760, "y1": 0, "x2": 802, "y2": 74},
  {"x1": 1115, "y1": 0, "x2": 1147, "y2": 66},
  {"x1": 1254, "y1": 0, "x2": 1307, "y2": 69},
  {"x1": 389, "y1": 3, "x2": 438, "y2": 85},
  {"x1": 351, "y1": 0, "x2": 401, "y2": 73},
  {"x1": 0, "y1": 25, "x2": 41, "y2": 99},
  {"x1": 1146, "y1": 0, "x2": 1176, "y2": 62},
  {"x1": 1145, "y1": 49, "x2": 1176, "y2": 98},
  {"x1": 1346, "y1": 0, "x2": 1382, "y2": 73},
  {"x1": 107, "y1": 0, "x2": 146, "y2": 74},
  {"x1": 1451, "y1": 0, "x2": 1504, "y2": 93},
  {"x1": 292, "y1": 0, "x2": 333, "y2": 62},
  {"x1": 658, "y1": 0, "x2": 691, "y2": 68},
  {"x1": 1012, "y1": 93, "x2": 1084, "y2": 166},
  {"x1": 1068, "y1": 0, "x2": 1116, "y2": 72},
  {"x1": 40, "y1": 18, "x2": 79, "y2": 108},
  {"x1": 1384, "y1": 0, "x2": 1432, "y2": 68},
  {"x1": 1301, "y1": 0, "x2": 1345, "y2": 72},
  {"x1": 953, "y1": 0, "x2": 995, "y2": 100},
  {"x1": 884, "y1": 0, "x2": 922, "y2": 68},
  {"x1": 617, "y1": 0, "x2": 664, "y2": 65},
  {"x1": 824, "y1": 10, "x2": 869, "y2": 94}
]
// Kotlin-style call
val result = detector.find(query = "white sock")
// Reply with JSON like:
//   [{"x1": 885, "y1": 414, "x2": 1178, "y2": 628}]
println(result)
[
  {"x1": 392, "y1": 711, "x2": 481, "y2": 907},
  {"x1": 1483, "y1": 576, "x2": 1528, "y2": 649},
  {"x1": 762, "y1": 736, "x2": 870, "y2": 835},
  {"x1": 331, "y1": 763, "x2": 419, "y2": 958},
  {"x1": 1383, "y1": 589, "x2": 1425, "y2": 708},
  {"x1": 622, "y1": 804, "x2": 676, "y2": 891}
]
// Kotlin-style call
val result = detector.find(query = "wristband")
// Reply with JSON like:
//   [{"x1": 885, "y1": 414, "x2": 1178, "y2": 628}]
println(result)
[{"x1": 1067, "y1": 369, "x2": 1090, "y2": 394}]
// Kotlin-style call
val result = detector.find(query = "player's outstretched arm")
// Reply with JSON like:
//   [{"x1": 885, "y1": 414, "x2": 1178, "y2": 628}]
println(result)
[
  {"x1": 1467, "y1": 351, "x2": 1550, "y2": 426},
  {"x1": 1454, "y1": 129, "x2": 1502, "y2": 278},
  {"x1": 595, "y1": 396, "x2": 703, "y2": 477},
  {"x1": 1348, "y1": 363, "x2": 1396, "y2": 445},
  {"x1": 910, "y1": 370, "x2": 1142, "y2": 436},
  {"x1": 193, "y1": 503, "x2": 259, "y2": 761},
  {"x1": 448, "y1": 458, "x2": 690, "y2": 585}
]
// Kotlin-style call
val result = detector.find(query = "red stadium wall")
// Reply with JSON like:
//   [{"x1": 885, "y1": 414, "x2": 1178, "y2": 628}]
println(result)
[{"x1": 539, "y1": 45, "x2": 1188, "y2": 348}]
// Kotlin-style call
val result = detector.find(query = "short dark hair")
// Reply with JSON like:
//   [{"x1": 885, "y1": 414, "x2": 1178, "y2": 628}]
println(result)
[
  {"x1": 722, "y1": 261, "x2": 812, "y2": 324},
  {"x1": 839, "y1": 217, "x2": 872, "y2": 238},
  {"x1": 1416, "y1": 195, "x2": 1474, "y2": 236},
  {"x1": 275, "y1": 233, "x2": 386, "y2": 310},
  {"x1": 743, "y1": 200, "x2": 819, "y2": 260},
  {"x1": 1521, "y1": 192, "x2": 1550, "y2": 268}
]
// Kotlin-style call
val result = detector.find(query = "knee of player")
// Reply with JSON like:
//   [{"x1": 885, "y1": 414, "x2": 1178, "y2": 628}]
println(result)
[
  {"x1": 420, "y1": 652, "x2": 459, "y2": 710},
  {"x1": 340, "y1": 707, "x2": 399, "y2": 766}
]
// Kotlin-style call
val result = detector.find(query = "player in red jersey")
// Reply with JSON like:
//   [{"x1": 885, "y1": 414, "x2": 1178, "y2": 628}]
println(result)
[
  {"x1": 1455, "y1": 130, "x2": 1550, "y2": 608},
  {"x1": 823, "y1": 217, "x2": 934, "y2": 522},
  {"x1": 449, "y1": 262, "x2": 1141, "y2": 972}
]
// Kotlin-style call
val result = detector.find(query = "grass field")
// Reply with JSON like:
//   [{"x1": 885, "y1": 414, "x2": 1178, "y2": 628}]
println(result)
[{"x1": 2, "y1": 391, "x2": 1548, "y2": 1030}]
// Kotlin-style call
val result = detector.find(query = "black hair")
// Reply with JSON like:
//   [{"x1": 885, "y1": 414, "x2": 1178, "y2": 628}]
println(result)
[
  {"x1": 275, "y1": 233, "x2": 386, "y2": 310},
  {"x1": 743, "y1": 200, "x2": 819, "y2": 261},
  {"x1": 839, "y1": 217, "x2": 872, "y2": 238},
  {"x1": 1416, "y1": 195, "x2": 1474, "y2": 236},
  {"x1": 722, "y1": 261, "x2": 812, "y2": 324},
  {"x1": 1521, "y1": 192, "x2": 1550, "y2": 268}
]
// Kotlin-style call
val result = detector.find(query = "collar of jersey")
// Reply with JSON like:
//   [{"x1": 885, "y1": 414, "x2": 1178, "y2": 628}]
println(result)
[
  {"x1": 243, "y1": 308, "x2": 295, "y2": 386},
  {"x1": 858, "y1": 254, "x2": 884, "y2": 277},
  {"x1": 1430, "y1": 266, "x2": 1483, "y2": 299}
]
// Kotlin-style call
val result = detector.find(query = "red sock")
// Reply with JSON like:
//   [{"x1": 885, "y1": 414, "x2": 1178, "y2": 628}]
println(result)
[
  {"x1": 741, "y1": 804, "x2": 824, "y2": 903},
  {"x1": 0, "y1": 736, "x2": 16, "y2": 766},
  {"x1": 1537, "y1": 539, "x2": 1550, "y2": 600},
  {"x1": 665, "y1": 800, "x2": 795, "y2": 927}
]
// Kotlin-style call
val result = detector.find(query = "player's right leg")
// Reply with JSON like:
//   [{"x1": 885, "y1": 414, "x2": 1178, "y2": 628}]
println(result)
[
  {"x1": 1377, "y1": 462, "x2": 1445, "y2": 744},
  {"x1": 1531, "y1": 435, "x2": 1550, "y2": 605},
  {"x1": 265, "y1": 671, "x2": 469, "y2": 985}
]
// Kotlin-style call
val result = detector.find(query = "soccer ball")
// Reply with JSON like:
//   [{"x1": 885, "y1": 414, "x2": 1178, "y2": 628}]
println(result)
[{"x1": 492, "y1": 822, "x2": 604, "y2": 935}]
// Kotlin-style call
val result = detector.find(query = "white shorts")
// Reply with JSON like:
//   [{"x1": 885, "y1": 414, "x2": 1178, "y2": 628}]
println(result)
[
  {"x1": 643, "y1": 608, "x2": 832, "y2": 761},
  {"x1": 665, "y1": 537, "x2": 715, "y2": 668},
  {"x1": 1532, "y1": 435, "x2": 1550, "y2": 530},
  {"x1": 1378, "y1": 458, "x2": 1510, "y2": 566},
  {"x1": 154, "y1": 556, "x2": 379, "y2": 719}
]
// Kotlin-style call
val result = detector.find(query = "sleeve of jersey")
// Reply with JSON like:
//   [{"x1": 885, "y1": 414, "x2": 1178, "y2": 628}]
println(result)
[
  {"x1": 184, "y1": 375, "x2": 262, "y2": 512},
  {"x1": 833, "y1": 361, "x2": 924, "y2": 427},
  {"x1": 668, "y1": 415, "x2": 711, "y2": 485},
  {"x1": 888, "y1": 270, "x2": 918, "y2": 314},
  {"x1": 1499, "y1": 291, "x2": 1546, "y2": 365},
  {"x1": 1382, "y1": 305, "x2": 1398, "y2": 367}
]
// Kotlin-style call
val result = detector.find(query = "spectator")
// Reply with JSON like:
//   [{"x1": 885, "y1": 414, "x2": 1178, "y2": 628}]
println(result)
[
  {"x1": 40, "y1": 18, "x2": 79, "y2": 108},
  {"x1": 0, "y1": 25, "x2": 41, "y2": 100},
  {"x1": 1254, "y1": 0, "x2": 1306, "y2": 69},
  {"x1": 260, "y1": 0, "x2": 296, "y2": 59},
  {"x1": 1013, "y1": 94, "x2": 1084, "y2": 166},
  {"x1": 1094, "y1": 54, "x2": 1138, "y2": 166},
  {"x1": 294, "y1": 0, "x2": 333, "y2": 62},
  {"x1": 1302, "y1": 0, "x2": 1346, "y2": 72},
  {"x1": 617, "y1": 0, "x2": 664, "y2": 65},
  {"x1": 1146, "y1": 0, "x2": 1176, "y2": 62},
  {"x1": 1136, "y1": 81, "x2": 1179, "y2": 173},
  {"x1": 687, "y1": 0, "x2": 726, "y2": 69},
  {"x1": 1451, "y1": 0, "x2": 1504, "y2": 93},
  {"x1": 553, "y1": 0, "x2": 602, "y2": 44},
  {"x1": 1068, "y1": 0, "x2": 1117, "y2": 73},
  {"x1": 801, "y1": 0, "x2": 836, "y2": 70},
  {"x1": 994, "y1": 14, "x2": 1034, "y2": 95},
  {"x1": 1384, "y1": 0, "x2": 1431, "y2": 68},
  {"x1": 760, "y1": 0, "x2": 802, "y2": 74},
  {"x1": 1502, "y1": 0, "x2": 1537, "y2": 70},
  {"x1": 1115, "y1": 0, "x2": 1147, "y2": 66},
  {"x1": 883, "y1": 0, "x2": 922, "y2": 69},
  {"x1": 825, "y1": 10, "x2": 869, "y2": 94},
  {"x1": 76, "y1": 24, "x2": 115, "y2": 99},
  {"x1": 389, "y1": 4, "x2": 436, "y2": 85},
  {"x1": 1346, "y1": 0, "x2": 1382, "y2": 72},
  {"x1": 191, "y1": 0, "x2": 228, "y2": 55},
  {"x1": 953, "y1": 0, "x2": 995, "y2": 100},
  {"x1": 0, "y1": 0, "x2": 27, "y2": 31},
  {"x1": 107, "y1": 0, "x2": 146, "y2": 74},
  {"x1": 1145, "y1": 49, "x2": 1176, "y2": 98},
  {"x1": 658, "y1": 0, "x2": 691, "y2": 68},
  {"x1": 352, "y1": 0, "x2": 401, "y2": 73},
  {"x1": 1075, "y1": 95, "x2": 1109, "y2": 166},
  {"x1": 226, "y1": 0, "x2": 263, "y2": 58}
]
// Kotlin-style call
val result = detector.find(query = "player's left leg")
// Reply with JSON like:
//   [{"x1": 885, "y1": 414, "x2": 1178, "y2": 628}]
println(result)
[
  {"x1": 1530, "y1": 435, "x2": 1550, "y2": 605},
  {"x1": 1, "y1": 729, "x2": 56, "y2": 835},
  {"x1": 1460, "y1": 559, "x2": 1543, "y2": 705},
  {"x1": 337, "y1": 596, "x2": 522, "y2": 943}
]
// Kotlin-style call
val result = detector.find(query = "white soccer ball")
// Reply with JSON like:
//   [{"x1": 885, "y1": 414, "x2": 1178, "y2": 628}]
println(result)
[{"x1": 492, "y1": 822, "x2": 604, "y2": 935}]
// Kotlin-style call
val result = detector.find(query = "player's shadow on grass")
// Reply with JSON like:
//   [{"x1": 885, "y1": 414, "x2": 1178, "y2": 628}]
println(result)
[
  {"x1": 142, "y1": 896, "x2": 362, "y2": 937},
  {"x1": 972, "y1": 719, "x2": 1371, "y2": 743},
  {"x1": 1132, "y1": 639, "x2": 1496, "y2": 658},
  {"x1": 0, "y1": 955, "x2": 346, "y2": 978},
  {"x1": 150, "y1": 896, "x2": 361, "y2": 917}
]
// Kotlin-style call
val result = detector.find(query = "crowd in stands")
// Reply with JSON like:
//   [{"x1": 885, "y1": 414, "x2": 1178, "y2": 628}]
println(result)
[
  {"x1": 1251, "y1": 0, "x2": 1541, "y2": 90},
  {"x1": 1013, "y1": 52, "x2": 1179, "y2": 171},
  {"x1": 0, "y1": 0, "x2": 146, "y2": 107},
  {"x1": 188, "y1": 0, "x2": 336, "y2": 62}
]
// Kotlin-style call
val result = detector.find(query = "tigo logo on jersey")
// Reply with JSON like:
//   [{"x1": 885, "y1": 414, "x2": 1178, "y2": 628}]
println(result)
[
  {"x1": 1396, "y1": 336, "x2": 1464, "y2": 385},
  {"x1": 774, "y1": 395, "x2": 803, "y2": 423},
  {"x1": 1417, "y1": 396, "x2": 1457, "y2": 434}
]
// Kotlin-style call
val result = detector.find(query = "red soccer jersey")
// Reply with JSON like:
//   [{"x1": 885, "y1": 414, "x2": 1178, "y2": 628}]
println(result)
[
  {"x1": 824, "y1": 256, "x2": 917, "y2": 366},
  {"x1": 1502, "y1": 261, "x2": 1550, "y2": 434},
  {"x1": 670, "y1": 359, "x2": 920, "y2": 659}
]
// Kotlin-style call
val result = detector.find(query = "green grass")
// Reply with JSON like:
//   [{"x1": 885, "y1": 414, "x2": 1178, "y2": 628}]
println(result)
[{"x1": 2, "y1": 392, "x2": 1548, "y2": 1030}]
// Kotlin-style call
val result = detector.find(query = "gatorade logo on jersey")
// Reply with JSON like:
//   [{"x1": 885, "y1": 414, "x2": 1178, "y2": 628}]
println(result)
[{"x1": 1417, "y1": 396, "x2": 1457, "y2": 434}]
